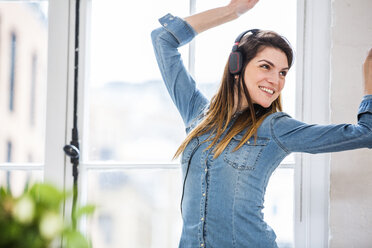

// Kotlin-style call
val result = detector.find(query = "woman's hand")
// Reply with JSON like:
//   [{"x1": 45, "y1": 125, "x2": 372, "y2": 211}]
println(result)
[
  {"x1": 228, "y1": 0, "x2": 260, "y2": 17},
  {"x1": 364, "y1": 48, "x2": 372, "y2": 95},
  {"x1": 184, "y1": 0, "x2": 259, "y2": 34}
]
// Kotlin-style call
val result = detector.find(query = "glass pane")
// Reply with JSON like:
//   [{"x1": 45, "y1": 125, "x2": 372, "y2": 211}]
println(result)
[
  {"x1": 0, "y1": 2, "x2": 48, "y2": 163},
  {"x1": 195, "y1": 0, "x2": 297, "y2": 117},
  {"x1": 85, "y1": 168, "x2": 182, "y2": 248},
  {"x1": 264, "y1": 168, "x2": 294, "y2": 247},
  {"x1": 0, "y1": 169, "x2": 43, "y2": 197},
  {"x1": 86, "y1": 0, "x2": 189, "y2": 163}
]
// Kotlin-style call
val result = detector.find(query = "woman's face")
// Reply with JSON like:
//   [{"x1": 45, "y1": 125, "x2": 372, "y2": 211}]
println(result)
[{"x1": 243, "y1": 46, "x2": 289, "y2": 108}]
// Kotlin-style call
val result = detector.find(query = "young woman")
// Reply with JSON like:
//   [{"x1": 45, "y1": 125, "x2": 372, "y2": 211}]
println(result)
[{"x1": 151, "y1": 0, "x2": 372, "y2": 247}]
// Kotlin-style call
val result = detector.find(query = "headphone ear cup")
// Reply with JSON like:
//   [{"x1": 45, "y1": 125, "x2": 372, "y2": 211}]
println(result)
[{"x1": 228, "y1": 51, "x2": 243, "y2": 74}]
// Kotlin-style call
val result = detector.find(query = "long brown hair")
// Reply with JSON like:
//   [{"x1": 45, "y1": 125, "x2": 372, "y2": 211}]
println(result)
[{"x1": 174, "y1": 30, "x2": 294, "y2": 159}]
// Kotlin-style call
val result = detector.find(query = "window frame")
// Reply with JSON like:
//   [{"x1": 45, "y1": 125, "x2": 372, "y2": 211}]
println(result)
[
  {"x1": 294, "y1": 0, "x2": 331, "y2": 247},
  {"x1": 0, "y1": 0, "x2": 331, "y2": 247}
]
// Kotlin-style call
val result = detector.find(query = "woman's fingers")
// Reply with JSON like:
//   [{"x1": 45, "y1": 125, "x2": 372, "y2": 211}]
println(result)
[{"x1": 229, "y1": 0, "x2": 260, "y2": 16}]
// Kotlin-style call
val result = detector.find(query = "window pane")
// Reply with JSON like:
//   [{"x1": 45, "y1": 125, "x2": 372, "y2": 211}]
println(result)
[
  {"x1": 264, "y1": 168, "x2": 294, "y2": 247},
  {"x1": 85, "y1": 0, "x2": 189, "y2": 163},
  {"x1": 0, "y1": 2, "x2": 48, "y2": 163},
  {"x1": 0, "y1": 169, "x2": 43, "y2": 197},
  {"x1": 85, "y1": 168, "x2": 182, "y2": 248}
]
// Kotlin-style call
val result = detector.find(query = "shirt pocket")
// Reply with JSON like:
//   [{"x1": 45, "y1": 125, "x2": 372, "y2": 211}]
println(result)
[{"x1": 224, "y1": 135, "x2": 269, "y2": 170}]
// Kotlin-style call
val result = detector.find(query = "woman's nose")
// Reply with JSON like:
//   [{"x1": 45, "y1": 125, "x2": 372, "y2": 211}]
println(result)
[{"x1": 267, "y1": 71, "x2": 280, "y2": 85}]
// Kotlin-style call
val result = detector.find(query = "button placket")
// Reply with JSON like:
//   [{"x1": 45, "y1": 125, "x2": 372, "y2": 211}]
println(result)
[
  {"x1": 202, "y1": 149, "x2": 213, "y2": 244},
  {"x1": 199, "y1": 149, "x2": 210, "y2": 246}
]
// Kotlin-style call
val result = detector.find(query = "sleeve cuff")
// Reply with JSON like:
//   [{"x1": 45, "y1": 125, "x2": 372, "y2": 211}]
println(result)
[
  {"x1": 362, "y1": 94, "x2": 372, "y2": 101},
  {"x1": 358, "y1": 95, "x2": 372, "y2": 118},
  {"x1": 158, "y1": 13, "x2": 197, "y2": 46}
]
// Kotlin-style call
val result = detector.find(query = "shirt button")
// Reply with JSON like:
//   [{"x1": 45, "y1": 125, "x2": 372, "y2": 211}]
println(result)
[
  {"x1": 204, "y1": 168, "x2": 208, "y2": 172},
  {"x1": 201, "y1": 244, "x2": 204, "y2": 247},
  {"x1": 202, "y1": 193, "x2": 206, "y2": 197},
  {"x1": 201, "y1": 217, "x2": 204, "y2": 221},
  {"x1": 163, "y1": 23, "x2": 168, "y2": 27},
  {"x1": 169, "y1": 17, "x2": 174, "y2": 20},
  {"x1": 247, "y1": 141, "x2": 250, "y2": 144}
]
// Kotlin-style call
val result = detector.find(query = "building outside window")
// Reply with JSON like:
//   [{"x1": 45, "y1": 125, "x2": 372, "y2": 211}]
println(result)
[
  {"x1": 0, "y1": 2, "x2": 47, "y2": 195},
  {"x1": 30, "y1": 54, "x2": 38, "y2": 126},
  {"x1": 6, "y1": 140, "x2": 12, "y2": 163},
  {"x1": 9, "y1": 32, "x2": 16, "y2": 112}
]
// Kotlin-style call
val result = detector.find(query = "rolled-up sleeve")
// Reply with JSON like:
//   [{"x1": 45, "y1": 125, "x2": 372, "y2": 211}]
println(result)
[
  {"x1": 158, "y1": 13, "x2": 197, "y2": 46},
  {"x1": 271, "y1": 96, "x2": 372, "y2": 154},
  {"x1": 151, "y1": 14, "x2": 208, "y2": 130}
]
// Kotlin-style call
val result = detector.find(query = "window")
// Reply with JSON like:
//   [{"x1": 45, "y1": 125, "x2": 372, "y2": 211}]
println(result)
[
  {"x1": 86, "y1": 0, "x2": 189, "y2": 163},
  {"x1": 83, "y1": 1, "x2": 188, "y2": 246},
  {"x1": 2, "y1": 0, "x2": 332, "y2": 247},
  {"x1": 81, "y1": 0, "x2": 297, "y2": 247}
]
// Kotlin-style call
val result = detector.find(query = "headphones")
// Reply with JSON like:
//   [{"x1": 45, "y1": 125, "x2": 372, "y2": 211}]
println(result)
[{"x1": 228, "y1": 29, "x2": 260, "y2": 75}]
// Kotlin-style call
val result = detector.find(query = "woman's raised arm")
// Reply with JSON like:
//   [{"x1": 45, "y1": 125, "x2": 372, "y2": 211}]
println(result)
[
  {"x1": 151, "y1": 0, "x2": 260, "y2": 130},
  {"x1": 184, "y1": 0, "x2": 259, "y2": 34}
]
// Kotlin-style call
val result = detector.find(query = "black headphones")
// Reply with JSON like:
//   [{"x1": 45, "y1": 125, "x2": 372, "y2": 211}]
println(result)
[{"x1": 228, "y1": 29, "x2": 260, "y2": 75}]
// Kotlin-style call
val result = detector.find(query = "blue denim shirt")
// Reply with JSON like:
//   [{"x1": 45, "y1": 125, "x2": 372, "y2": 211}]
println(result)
[{"x1": 151, "y1": 13, "x2": 372, "y2": 248}]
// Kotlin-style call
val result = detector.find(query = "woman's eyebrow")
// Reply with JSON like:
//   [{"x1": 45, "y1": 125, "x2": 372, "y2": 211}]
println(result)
[{"x1": 258, "y1": 59, "x2": 289, "y2": 70}]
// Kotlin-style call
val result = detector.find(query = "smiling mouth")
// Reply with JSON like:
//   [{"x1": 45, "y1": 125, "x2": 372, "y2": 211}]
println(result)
[{"x1": 259, "y1": 86, "x2": 275, "y2": 95}]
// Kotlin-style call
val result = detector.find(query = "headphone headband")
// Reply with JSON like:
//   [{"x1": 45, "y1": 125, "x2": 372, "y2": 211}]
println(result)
[{"x1": 232, "y1": 29, "x2": 259, "y2": 50}]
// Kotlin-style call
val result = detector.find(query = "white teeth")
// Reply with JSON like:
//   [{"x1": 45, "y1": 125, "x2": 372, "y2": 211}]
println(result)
[{"x1": 259, "y1": 86, "x2": 274, "y2": 95}]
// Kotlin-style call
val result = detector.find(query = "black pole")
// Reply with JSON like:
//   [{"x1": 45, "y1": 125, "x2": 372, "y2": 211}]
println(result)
[{"x1": 63, "y1": 0, "x2": 81, "y2": 231}]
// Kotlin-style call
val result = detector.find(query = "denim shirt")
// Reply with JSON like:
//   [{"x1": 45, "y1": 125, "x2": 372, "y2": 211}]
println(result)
[{"x1": 151, "y1": 14, "x2": 372, "y2": 248}]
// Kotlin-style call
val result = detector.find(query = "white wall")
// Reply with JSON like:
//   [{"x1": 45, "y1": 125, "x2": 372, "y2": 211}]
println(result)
[{"x1": 330, "y1": 0, "x2": 372, "y2": 247}]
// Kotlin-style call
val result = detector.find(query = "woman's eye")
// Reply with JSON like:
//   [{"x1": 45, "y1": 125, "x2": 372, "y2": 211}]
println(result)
[
  {"x1": 260, "y1": 64, "x2": 269, "y2": 69},
  {"x1": 280, "y1": 71, "x2": 287, "y2": 77}
]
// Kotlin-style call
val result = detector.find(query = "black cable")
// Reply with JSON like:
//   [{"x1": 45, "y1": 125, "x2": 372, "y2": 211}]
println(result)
[
  {"x1": 180, "y1": 141, "x2": 200, "y2": 215},
  {"x1": 63, "y1": 0, "x2": 80, "y2": 231}
]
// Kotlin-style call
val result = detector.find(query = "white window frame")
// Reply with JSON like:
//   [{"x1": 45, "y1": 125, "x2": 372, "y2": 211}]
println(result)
[
  {"x1": 42, "y1": 0, "x2": 332, "y2": 247},
  {"x1": 294, "y1": 0, "x2": 331, "y2": 247}
]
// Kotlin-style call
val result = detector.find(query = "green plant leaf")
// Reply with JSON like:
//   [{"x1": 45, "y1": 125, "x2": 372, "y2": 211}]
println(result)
[
  {"x1": 64, "y1": 230, "x2": 90, "y2": 248},
  {"x1": 29, "y1": 183, "x2": 65, "y2": 209},
  {"x1": 0, "y1": 187, "x2": 8, "y2": 199},
  {"x1": 75, "y1": 205, "x2": 96, "y2": 219}
]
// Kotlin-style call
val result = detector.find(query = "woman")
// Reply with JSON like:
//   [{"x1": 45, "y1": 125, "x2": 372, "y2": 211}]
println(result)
[{"x1": 151, "y1": 0, "x2": 372, "y2": 247}]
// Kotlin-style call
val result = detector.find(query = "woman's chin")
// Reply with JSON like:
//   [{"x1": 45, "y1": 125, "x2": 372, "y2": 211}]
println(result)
[{"x1": 257, "y1": 102, "x2": 272, "y2": 108}]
